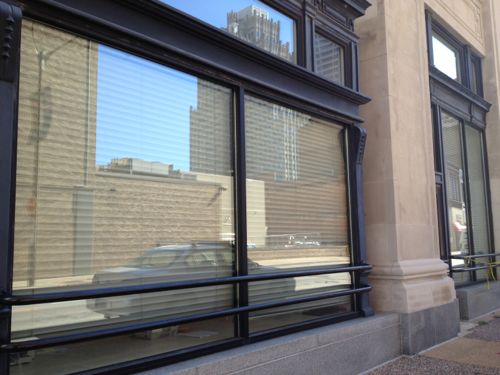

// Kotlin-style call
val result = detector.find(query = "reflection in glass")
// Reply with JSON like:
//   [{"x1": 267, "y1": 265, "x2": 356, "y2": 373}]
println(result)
[
  {"x1": 314, "y1": 32, "x2": 344, "y2": 85},
  {"x1": 432, "y1": 34, "x2": 459, "y2": 81},
  {"x1": 470, "y1": 60, "x2": 479, "y2": 95},
  {"x1": 10, "y1": 317, "x2": 234, "y2": 375},
  {"x1": 244, "y1": 95, "x2": 351, "y2": 330},
  {"x1": 12, "y1": 284, "x2": 233, "y2": 341},
  {"x1": 13, "y1": 19, "x2": 236, "y2": 372},
  {"x1": 245, "y1": 95, "x2": 350, "y2": 271},
  {"x1": 249, "y1": 273, "x2": 352, "y2": 332},
  {"x1": 14, "y1": 21, "x2": 234, "y2": 299},
  {"x1": 465, "y1": 127, "x2": 491, "y2": 281},
  {"x1": 162, "y1": 0, "x2": 296, "y2": 62},
  {"x1": 441, "y1": 112, "x2": 470, "y2": 283}
]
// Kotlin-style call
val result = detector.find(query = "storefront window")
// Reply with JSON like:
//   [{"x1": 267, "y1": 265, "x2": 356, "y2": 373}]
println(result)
[{"x1": 0, "y1": 0, "x2": 371, "y2": 372}]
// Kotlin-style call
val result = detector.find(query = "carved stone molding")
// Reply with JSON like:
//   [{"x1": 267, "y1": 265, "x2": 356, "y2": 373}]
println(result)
[{"x1": 430, "y1": 0, "x2": 484, "y2": 49}]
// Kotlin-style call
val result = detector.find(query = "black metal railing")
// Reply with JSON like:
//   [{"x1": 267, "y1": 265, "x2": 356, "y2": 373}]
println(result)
[
  {"x1": 0, "y1": 265, "x2": 371, "y2": 353},
  {"x1": 451, "y1": 253, "x2": 499, "y2": 273}
]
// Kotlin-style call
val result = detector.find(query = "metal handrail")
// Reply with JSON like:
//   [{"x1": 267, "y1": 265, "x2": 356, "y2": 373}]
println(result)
[
  {"x1": 451, "y1": 252, "x2": 500, "y2": 259},
  {"x1": 452, "y1": 264, "x2": 500, "y2": 272},
  {"x1": 0, "y1": 265, "x2": 371, "y2": 306},
  {"x1": 1, "y1": 285, "x2": 371, "y2": 352}
]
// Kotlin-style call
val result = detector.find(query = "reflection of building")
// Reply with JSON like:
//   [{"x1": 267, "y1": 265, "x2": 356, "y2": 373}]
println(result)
[
  {"x1": 314, "y1": 33, "x2": 344, "y2": 84},
  {"x1": 226, "y1": 5, "x2": 293, "y2": 61},
  {"x1": 13, "y1": 23, "x2": 229, "y2": 281},
  {"x1": 190, "y1": 83, "x2": 348, "y2": 249}
]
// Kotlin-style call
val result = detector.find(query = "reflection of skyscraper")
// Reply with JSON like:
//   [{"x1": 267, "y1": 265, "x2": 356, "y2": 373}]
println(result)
[
  {"x1": 189, "y1": 5, "x2": 300, "y2": 179},
  {"x1": 314, "y1": 34, "x2": 344, "y2": 85},
  {"x1": 189, "y1": 81, "x2": 232, "y2": 176},
  {"x1": 226, "y1": 5, "x2": 293, "y2": 62},
  {"x1": 189, "y1": 79, "x2": 307, "y2": 181}
]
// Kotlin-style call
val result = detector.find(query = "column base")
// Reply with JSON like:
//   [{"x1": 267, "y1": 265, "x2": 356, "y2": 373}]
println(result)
[
  {"x1": 401, "y1": 299, "x2": 460, "y2": 354},
  {"x1": 369, "y1": 258, "x2": 456, "y2": 313}
]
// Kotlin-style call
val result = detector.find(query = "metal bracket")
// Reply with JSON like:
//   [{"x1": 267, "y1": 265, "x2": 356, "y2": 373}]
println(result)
[{"x1": 0, "y1": 1, "x2": 21, "y2": 83}]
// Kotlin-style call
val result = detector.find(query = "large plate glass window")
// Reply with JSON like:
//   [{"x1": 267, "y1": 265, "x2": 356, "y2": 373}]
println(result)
[
  {"x1": 439, "y1": 110, "x2": 492, "y2": 284},
  {"x1": 11, "y1": 19, "x2": 235, "y2": 374},
  {"x1": 245, "y1": 95, "x2": 352, "y2": 332},
  {"x1": 161, "y1": 0, "x2": 296, "y2": 63}
]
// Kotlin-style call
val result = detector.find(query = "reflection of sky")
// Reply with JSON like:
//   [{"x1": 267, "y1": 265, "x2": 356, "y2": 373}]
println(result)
[
  {"x1": 96, "y1": 45, "x2": 197, "y2": 170},
  {"x1": 95, "y1": 1, "x2": 294, "y2": 171},
  {"x1": 162, "y1": 0, "x2": 295, "y2": 49},
  {"x1": 432, "y1": 36, "x2": 458, "y2": 80}
]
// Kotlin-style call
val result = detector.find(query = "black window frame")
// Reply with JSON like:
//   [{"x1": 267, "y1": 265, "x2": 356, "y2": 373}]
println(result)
[
  {"x1": 0, "y1": 0, "x2": 372, "y2": 374},
  {"x1": 426, "y1": 11, "x2": 498, "y2": 286}
]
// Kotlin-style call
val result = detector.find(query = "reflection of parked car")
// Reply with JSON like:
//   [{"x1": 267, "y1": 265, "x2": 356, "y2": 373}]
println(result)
[{"x1": 87, "y1": 241, "x2": 296, "y2": 320}]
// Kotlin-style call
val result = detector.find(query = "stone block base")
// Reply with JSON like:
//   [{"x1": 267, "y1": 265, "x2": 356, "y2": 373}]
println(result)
[
  {"x1": 138, "y1": 314, "x2": 400, "y2": 375},
  {"x1": 401, "y1": 299, "x2": 459, "y2": 354},
  {"x1": 456, "y1": 281, "x2": 500, "y2": 320}
]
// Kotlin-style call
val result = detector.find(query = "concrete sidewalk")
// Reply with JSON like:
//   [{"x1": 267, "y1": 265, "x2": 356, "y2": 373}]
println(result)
[{"x1": 366, "y1": 311, "x2": 500, "y2": 375}]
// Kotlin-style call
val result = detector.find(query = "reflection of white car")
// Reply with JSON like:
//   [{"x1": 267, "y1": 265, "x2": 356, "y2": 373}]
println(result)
[{"x1": 87, "y1": 242, "x2": 295, "y2": 320}]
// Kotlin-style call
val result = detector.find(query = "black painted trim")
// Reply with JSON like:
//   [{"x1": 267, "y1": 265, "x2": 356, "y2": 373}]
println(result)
[
  {"x1": 20, "y1": 0, "x2": 370, "y2": 110},
  {"x1": 0, "y1": 2, "x2": 21, "y2": 374}
]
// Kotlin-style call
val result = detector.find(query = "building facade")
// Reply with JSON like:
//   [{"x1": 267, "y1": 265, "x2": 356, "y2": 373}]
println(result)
[{"x1": 0, "y1": 0, "x2": 499, "y2": 374}]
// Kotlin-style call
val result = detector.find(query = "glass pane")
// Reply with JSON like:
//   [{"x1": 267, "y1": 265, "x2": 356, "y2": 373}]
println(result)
[
  {"x1": 441, "y1": 111, "x2": 470, "y2": 283},
  {"x1": 244, "y1": 95, "x2": 351, "y2": 330},
  {"x1": 249, "y1": 274, "x2": 352, "y2": 332},
  {"x1": 432, "y1": 33, "x2": 460, "y2": 81},
  {"x1": 10, "y1": 316, "x2": 234, "y2": 375},
  {"x1": 12, "y1": 285, "x2": 233, "y2": 340},
  {"x1": 470, "y1": 61, "x2": 478, "y2": 94},
  {"x1": 465, "y1": 126, "x2": 491, "y2": 279},
  {"x1": 162, "y1": 0, "x2": 296, "y2": 63},
  {"x1": 14, "y1": 19, "x2": 235, "y2": 298},
  {"x1": 314, "y1": 32, "x2": 345, "y2": 85},
  {"x1": 245, "y1": 95, "x2": 350, "y2": 271}
]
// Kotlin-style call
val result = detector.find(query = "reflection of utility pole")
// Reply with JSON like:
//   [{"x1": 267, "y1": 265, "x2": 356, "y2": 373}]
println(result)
[{"x1": 28, "y1": 29, "x2": 78, "y2": 287}]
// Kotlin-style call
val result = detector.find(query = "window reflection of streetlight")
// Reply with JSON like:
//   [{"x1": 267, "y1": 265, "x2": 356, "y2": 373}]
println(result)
[{"x1": 27, "y1": 25, "x2": 82, "y2": 287}]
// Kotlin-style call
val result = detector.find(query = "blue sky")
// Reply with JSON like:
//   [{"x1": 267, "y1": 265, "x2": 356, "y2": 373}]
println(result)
[
  {"x1": 163, "y1": 0, "x2": 295, "y2": 48},
  {"x1": 95, "y1": 0, "x2": 294, "y2": 171},
  {"x1": 95, "y1": 46, "x2": 197, "y2": 170}
]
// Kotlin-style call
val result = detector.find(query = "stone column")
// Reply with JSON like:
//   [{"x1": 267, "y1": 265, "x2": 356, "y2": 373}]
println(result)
[
  {"x1": 355, "y1": 0, "x2": 457, "y2": 354},
  {"x1": 483, "y1": 0, "x2": 500, "y2": 261}
]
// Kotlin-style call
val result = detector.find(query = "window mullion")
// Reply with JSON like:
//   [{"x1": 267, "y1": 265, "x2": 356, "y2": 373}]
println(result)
[{"x1": 234, "y1": 87, "x2": 249, "y2": 338}]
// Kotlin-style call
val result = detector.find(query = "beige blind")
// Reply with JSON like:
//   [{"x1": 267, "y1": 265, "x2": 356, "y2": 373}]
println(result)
[
  {"x1": 245, "y1": 95, "x2": 350, "y2": 271},
  {"x1": 244, "y1": 95, "x2": 352, "y2": 331},
  {"x1": 13, "y1": 20, "x2": 235, "y2": 340}
]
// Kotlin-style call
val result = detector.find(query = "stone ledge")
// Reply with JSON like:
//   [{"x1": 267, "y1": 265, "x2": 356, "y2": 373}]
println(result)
[
  {"x1": 456, "y1": 281, "x2": 500, "y2": 320},
  {"x1": 138, "y1": 314, "x2": 400, "y2": 375}
]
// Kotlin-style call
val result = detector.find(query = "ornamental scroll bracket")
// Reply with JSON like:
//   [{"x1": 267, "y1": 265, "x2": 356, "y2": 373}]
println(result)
[{"x1": 0, "y1": 1, "x2": 22, "y2": 83}]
